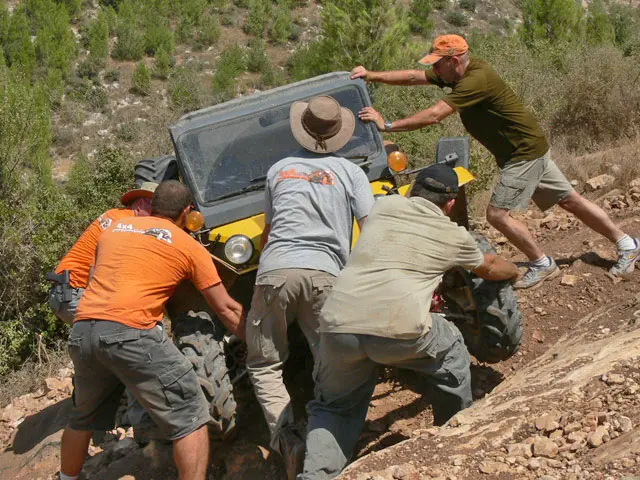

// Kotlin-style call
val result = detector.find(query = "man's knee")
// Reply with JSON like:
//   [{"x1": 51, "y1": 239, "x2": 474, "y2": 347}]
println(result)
[
  {"x1": 486, "y1": 205, "x2": 510, "y2": 227},
  {"x1": 557, "y1": 191, "x2": 583, "y2": 211}
]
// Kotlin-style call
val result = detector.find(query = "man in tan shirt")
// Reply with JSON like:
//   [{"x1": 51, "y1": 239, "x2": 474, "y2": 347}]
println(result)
[{"x1": 298, "y1": 164, "x2": 519, "y2": 479}]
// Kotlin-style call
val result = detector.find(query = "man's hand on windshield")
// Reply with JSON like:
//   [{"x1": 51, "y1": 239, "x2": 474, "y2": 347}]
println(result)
[
  {"x1": 350, "y1": 66, "x2": 369, "y2": 81},
  {"x1": 358, "y1": 107, "x2": 385, "y2": 132}
]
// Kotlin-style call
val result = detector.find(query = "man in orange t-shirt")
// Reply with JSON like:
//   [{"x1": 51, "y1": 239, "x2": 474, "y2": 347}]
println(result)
[
  {"x1": 49, "y1": 182, "x2": 158, "y2": 324},
  {"x1": 59, "y1": 181, "x2": 244, "y2": 480}
]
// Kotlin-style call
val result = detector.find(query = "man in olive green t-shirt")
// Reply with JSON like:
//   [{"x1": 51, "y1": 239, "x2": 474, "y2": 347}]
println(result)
[{"x1": 351, "y1": 34, "x2": 640, "y2": 289}]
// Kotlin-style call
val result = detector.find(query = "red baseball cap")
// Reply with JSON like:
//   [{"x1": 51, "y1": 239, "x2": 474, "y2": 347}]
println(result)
[{"x1": 418, "y1": 34, "x2": 469, "y2": 66}]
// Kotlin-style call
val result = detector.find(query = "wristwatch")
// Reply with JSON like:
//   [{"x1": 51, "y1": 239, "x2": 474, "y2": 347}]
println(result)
[{"x1": 383, "y1": 120, "x2": 393, "y2": 132}]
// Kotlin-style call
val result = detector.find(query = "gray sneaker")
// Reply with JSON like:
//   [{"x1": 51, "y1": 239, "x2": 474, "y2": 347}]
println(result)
[
  {"x1": 610, "y1": 238, "x2": 640, "y2": 276},
  {"x1": 514, "y1": 257, "x2": 560, "y2": 290}
]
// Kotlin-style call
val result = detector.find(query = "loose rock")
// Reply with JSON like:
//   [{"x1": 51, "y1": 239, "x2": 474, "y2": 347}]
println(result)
[{"x1": 532, "y1": 437, "x2": 559, "y2": 458}]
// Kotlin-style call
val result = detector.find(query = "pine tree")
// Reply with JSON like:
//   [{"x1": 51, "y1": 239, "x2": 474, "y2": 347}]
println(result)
[
  {"x1": 4, "y1": 7, "x2": 37, "y2": 77},
  {"x1": 520, "y1": 0, "x2": 585, "y2": 46}
]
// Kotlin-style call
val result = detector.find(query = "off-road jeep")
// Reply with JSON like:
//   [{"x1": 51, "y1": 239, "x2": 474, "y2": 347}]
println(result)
[{"x1": 134, "y1": 72, "x2": 522, "y2": 439}]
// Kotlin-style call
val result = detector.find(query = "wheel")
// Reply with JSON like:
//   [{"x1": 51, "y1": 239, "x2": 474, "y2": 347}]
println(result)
[
  {"x1": 134, "y1": 155, "x2": 179, "y2": 185},
  {"x1": 172, "y1": 310, "x2": 237, "y2": 439},
  {"x1": 440, "y1": 233, "x2": 523, "y2": 363}
]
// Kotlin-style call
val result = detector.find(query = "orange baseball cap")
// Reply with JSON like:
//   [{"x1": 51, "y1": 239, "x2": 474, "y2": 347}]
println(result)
[{"x1": 418, "y1": 34, "x2": 469, "y2": 66}]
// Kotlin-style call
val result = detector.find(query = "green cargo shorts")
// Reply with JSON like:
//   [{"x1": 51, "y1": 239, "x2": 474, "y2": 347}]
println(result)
[
  {"x1": 68, "y1": 320, "x2": 211, "y2": 440},
  {"x1": 490, "y1": 150, "x2": 573, "y2": 212}
]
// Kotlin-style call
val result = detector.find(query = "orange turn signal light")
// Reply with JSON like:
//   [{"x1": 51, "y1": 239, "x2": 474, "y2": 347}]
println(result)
[
  {"x1": 387, "y1": 150, "x2": 408, "y2": 173},
  {"x1": 186, "y1": 210, "x2": 205, "y2": 232}
]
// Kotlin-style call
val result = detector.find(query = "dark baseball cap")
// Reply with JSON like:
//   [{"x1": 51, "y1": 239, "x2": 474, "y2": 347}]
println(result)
[{"x1": 415, "y1": 164, "x2": 459, "y2": 194}]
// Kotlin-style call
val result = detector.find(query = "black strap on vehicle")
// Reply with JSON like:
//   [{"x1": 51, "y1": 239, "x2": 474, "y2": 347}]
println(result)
[{"x1": 46, "y1": 270, "x2": 73, "y2": 302}]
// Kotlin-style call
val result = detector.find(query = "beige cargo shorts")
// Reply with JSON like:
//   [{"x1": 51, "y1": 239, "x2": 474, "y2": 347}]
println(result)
[{"x1": 490, "y1": 150, "x2": 574, "y2": 212}]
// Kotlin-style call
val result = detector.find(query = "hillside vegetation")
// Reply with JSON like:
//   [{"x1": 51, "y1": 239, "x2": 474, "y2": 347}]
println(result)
[{"x1": 1, "y1": 0, "x2": 640, "y2": 376}]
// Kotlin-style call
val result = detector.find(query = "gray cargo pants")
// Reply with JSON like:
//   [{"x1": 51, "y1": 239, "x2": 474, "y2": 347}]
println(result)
[
  {"x1": 246, "y1": 268, "x2": 336, "y2": 451},
  {"x1": 298, "y1": 314, "x2": 472, "y2": 480}
]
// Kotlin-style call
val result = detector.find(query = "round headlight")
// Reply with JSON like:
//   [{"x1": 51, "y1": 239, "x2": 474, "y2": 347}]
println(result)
[{"x1": 224, "y1": 235, "x2": 255, "y2": 265}]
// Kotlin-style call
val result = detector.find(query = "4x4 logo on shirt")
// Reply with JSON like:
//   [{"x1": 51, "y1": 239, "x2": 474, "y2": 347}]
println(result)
[
  {"x1": 113, "y1": 223, "x2": 173, "y2": 244},
  {"x1": 277, "y1": 168, "x2": 336, "y2": 186}
]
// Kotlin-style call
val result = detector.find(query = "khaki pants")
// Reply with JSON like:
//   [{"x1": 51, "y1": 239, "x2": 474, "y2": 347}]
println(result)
[{"x1": 246, "y1": 268, "x2": 336, "y2": 450}]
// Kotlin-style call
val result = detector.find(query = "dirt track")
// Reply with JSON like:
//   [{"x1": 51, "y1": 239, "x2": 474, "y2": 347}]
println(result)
[{"x1": 1, "y1": 201, "x2": 640, "y2": 480}]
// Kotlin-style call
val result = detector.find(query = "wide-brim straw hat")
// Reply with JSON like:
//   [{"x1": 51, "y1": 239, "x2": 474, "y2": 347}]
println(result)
[
  {"x1": 120, "y1": 181, "x2": 158, "y2": 206},
  {"x1": 290, "y1": 95, "x2": 355, "y2": 153}
]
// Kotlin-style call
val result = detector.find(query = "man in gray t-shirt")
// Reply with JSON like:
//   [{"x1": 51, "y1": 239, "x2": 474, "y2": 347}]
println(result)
[{"x1": 245, "y1": 95, "x2": 374, "y2": 479}]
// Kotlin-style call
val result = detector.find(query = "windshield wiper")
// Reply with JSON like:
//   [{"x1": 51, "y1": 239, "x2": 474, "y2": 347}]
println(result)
[
  {"x1": 351, "y1": 156, "x2": 372, "y2": 168},
  {"x1": 212, "y1": 183, "x2": 266, "y2": 202},
  {"x1": 250, "y1": 175, "x2": 267, "y2": 183}
]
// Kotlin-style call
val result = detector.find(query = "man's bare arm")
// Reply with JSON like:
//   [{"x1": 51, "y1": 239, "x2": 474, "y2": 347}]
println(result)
[
  {"x1": 472, "y1": 253, "x2": 519, "y2": 282},
  {"x1": 357, "y1": 216, "x2": 367, "y2": 231},
  {"x1": 358, "y1": 100, "x2": 455, "y2": 132},
  {"x1": 351, "y1": 66, "x2": 429, "y2": 86},
  {"x1": 201, "y1": 283, "x2": 246, "y2": 340}
]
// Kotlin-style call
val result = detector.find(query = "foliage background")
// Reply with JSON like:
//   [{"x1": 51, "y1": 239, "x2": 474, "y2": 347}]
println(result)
[{"x1": 1, "y1": 0, "x2": 640, "y2": 376}]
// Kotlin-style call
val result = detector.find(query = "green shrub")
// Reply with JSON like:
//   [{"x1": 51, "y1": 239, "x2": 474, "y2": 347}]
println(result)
[
  {"x1": 212, "y1": 44, "x2": 246, "y2": 96},
  {"x1": 104, "y1": 68, "x2": 121, "y2": 82},
  {"x1": 88, "y1": 13, "x2": 110, "y2": 61},
  {"x1": 152, "y1": 46, "x2": 173, "y2": 79},
  {"x1": 103, "y1": 6, "x2": 118, "y2": 34},
  {"x1": 244, "y1": 0, "x2": 268, "y2": 36},
  {"x1": 520, "y1": 0, "x2": 584, "y2": 46},
  {"x1": 144, "y1": 19, "x2": 175, "y2": 56},
  {"x1": 116, "y1": 121, "x2": 139, "y2": 142},
  {"x1": 176, "y1": 0, "x2": 208, "y2": 43},
  {"x1": 585, "y1": 0, "x2": 614, "y2": 46},
  {"x1": 432, "y1": 0, "x2": 448, "y2": 10},
  {"x1": 234, "y1": 0, "x2": 250, "y2": 8},
  {"x1": 445, "y1": 9, "x2": 469, "y2": 27},
  {"x1": 132, "y1": 62, "x2": 151, "y2": 96},
  {"x1": 34, "y1": 3, "x2": 77, "y2": 79},
  {"x1": 4, "y1": 7, "x2": 37, "y2": 77},
  {"x1": 58, "y1": 0, "x2": 82, "y2": 17},
  {"x1": 0, "y1": 66, "x2": 51, "y2": 194},
  {"x1": 194, "y1": 13, "x2": 221, "y2": 50},
  {"x1": 76, "y1": 56, "x2": 104, "y2": 81},
  {"x1": 169, "y1": 65, "x2": 208, "y2": 112},
  {"x1": 260, "y1": 62, "x2": 286, "y2": 88},
  {"x1": 221, "y1": 12, "x2": 234, "y2": 26},
  {"x1": 65, "y1": 146, "x2": 137, "y2": 225},
  {"x1": 0, "y1": 3, "x2": 9, "y2": 47},
  {"x1": 549, "y1": 45, "x2": 640, "y2": 151},
  {"x1": 247, "y1": 38, "x2": 269, "y2": 73},
  {"x1": 0, "y1": 66, "x2": 71, "y2": 375},
  {"x1": 459, "y1": 0, "x2": 475, "y2": 13},
  {"x1": 269, "y1": 5, "x2": 293, "y2": 44},
  {"x1": 112, "y1": 1, "x2": 145, "y2": 61},
  {"x1": 288, "y1": 0, "x2": 411, "y2": 80},
  {"x1": 409, "y1": 0, "x2": 433, "y2": 35},
  {"x1": 68, "y1": 78, "x2": 109, "y2": 112}
]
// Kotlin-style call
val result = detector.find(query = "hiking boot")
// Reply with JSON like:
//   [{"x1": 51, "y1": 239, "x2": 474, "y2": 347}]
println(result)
[
  {"x1": 278, "y1": 424, "x2": 306, "y2": 480},
  {"x1": 610, "y1": 238, "x2": 640, "y2": 277},
  {"x1": 514, "y1": 257, "x2": 560, "y2": 290}
]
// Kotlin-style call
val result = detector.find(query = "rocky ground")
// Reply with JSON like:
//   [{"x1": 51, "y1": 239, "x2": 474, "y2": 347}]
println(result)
[{"x1": 2, "y1": 175, "x2": 640, "y2": 480}]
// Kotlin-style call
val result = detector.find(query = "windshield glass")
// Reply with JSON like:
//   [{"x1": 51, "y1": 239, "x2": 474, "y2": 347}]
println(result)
[{"x1": 177, "y1": 85, "x2": 378, "y2": 204}]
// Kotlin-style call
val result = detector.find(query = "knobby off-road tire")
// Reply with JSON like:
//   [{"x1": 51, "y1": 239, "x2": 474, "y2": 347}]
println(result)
[
  {"x1": 444, "y1": 233, "x2": 523, "y2": 364},
  {"x1": 172, "y1": 310, "x2": 237, "y2": 439}
]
